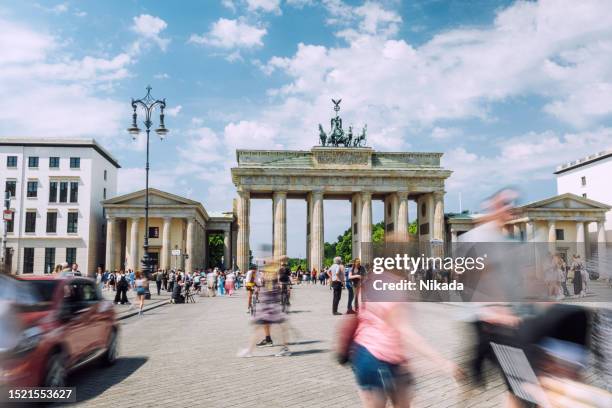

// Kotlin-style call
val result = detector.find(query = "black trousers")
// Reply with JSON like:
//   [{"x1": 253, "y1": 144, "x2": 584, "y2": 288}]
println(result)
[
  {"x1": 114, "y1": 287, "x2": 128, "y2": 304},
  {"x1": 347, "y1": 285, "x2": 354, "y2": 311},
  {"x1": 156, "y1": 280, "x2": 162, "y2": 295},
  {"x1": 332, "y1": 281, "x2": 342, "y2": 313},
  {"x1": 168, "y1": 281, "x2": 175, "y2": 293}
]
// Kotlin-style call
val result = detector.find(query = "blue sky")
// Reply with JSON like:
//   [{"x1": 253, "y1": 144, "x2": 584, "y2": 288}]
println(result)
[{"x1": 1, "y1": 0, "x2": 612, "y2": 257}]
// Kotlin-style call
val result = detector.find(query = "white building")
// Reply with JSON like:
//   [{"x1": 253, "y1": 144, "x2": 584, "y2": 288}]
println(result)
[
  {"x1": 556, "y1": 149, "x2": 612, "y2": 241},
  {"x1": 0, "y1": 138, "x2": 119, "y2": 275}
]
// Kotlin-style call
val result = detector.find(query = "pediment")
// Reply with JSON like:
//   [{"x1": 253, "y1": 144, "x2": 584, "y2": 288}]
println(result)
[
  {"x1": 103, "y1": 188, "x2": 199, "y2": 207},
  {"x1": 523, "y1": 193, "x2": 610, "y2": 211}
]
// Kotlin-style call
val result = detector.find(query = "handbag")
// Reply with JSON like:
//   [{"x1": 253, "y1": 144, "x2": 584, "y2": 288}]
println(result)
[{"x1": 334, "y1": 313, "x2": 359, "y2": 365}]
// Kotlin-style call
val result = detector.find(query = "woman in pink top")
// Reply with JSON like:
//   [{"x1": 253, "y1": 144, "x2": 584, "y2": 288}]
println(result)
[{"x1": 351, "y1": 300, "x2": 461, "y2": 407}]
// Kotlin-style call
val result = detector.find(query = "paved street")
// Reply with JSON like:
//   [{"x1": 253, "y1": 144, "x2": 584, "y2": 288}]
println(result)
[{"x1": 59, "y1": 283, "x2": 520, "y2": 408}]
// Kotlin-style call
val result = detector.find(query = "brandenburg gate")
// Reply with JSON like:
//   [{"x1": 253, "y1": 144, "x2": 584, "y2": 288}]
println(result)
[{"x1": 231, "y1": 101, "x2": 451, "y2": 272}]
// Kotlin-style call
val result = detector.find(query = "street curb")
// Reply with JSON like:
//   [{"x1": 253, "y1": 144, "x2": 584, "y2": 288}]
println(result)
[{"x1": 117, "y1": 299, "x2": 170, "y2": 320}]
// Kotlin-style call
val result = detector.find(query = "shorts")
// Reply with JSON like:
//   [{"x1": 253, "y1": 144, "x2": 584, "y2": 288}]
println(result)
[
  {"x1": 351, "y1": 343, "x2": 413, "y2": 393},
  {"x1": 136, "y1": 287, "x2": 145, "y2": 296}
]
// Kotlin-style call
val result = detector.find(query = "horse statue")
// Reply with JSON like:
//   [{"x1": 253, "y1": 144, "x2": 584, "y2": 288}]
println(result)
[
  {"x1": 352, "y1": 125, "x2": 367, "y2": 147},
  {"x1": 318, "y1": 124, "x2": 327, "y2": 146}
]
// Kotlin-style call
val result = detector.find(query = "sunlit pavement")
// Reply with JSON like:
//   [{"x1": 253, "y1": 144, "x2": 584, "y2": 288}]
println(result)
[{"x1": 60, "y1": 283, "x2": 604, "y2": 407}]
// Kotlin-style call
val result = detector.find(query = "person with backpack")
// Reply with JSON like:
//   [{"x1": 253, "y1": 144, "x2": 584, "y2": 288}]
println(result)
[
  {"x1": 328, "y1": 257, "x2": 345, "y2": 315},
  {"x1": 114, "y1": 270, "x2": 129, "y2": 305}
]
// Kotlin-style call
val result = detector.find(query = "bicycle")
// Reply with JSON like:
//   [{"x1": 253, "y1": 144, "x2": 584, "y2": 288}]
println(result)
[{"x1": 249, "y1": 286, "x2": 259, "y2": 316}]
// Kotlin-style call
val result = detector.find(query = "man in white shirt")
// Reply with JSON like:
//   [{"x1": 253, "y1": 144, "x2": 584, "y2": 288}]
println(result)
[{"x1": 328, "y1": 257, "x2": 345, "y2": 315}]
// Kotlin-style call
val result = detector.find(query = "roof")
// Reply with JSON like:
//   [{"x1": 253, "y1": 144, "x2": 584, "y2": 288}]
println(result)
[
  {"x1": 554, "y1": 149, "x2": 612, "y2": 174},
  {"x1": 103, "y1": 188, "x2": 210, "y2": 220},
  {"x1": 520, "y1": 192, "x2": 611, "y2": 210},
  {"x1": 0, "y1": 137, "x2": 121, "y2": 168}
]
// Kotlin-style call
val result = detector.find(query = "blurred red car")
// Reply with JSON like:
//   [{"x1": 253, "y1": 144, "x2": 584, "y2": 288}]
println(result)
[{"x1": 0, "y1": 274, "x2": 118, "y2": 387}]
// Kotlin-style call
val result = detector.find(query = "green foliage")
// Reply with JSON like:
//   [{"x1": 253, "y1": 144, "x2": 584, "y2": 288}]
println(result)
[
  {"x1": 208, "y1": 233, "x2": 224, "y2": 268},
  {"x1": 409, "y1": 220, "x2": 418, "y2": 235},
  {"x1": 287, "y1": 258, "x2": 307, "y2": 272}
]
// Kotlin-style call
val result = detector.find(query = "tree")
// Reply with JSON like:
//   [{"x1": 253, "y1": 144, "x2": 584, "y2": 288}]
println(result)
[{"x1": 208, "y1": 233, "x2": 224, "y2": 268}]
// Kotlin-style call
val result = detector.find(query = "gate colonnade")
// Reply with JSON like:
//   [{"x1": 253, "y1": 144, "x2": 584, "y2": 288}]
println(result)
[{"x1": 231, "y1": 146, "x2": 451, "y2": 272}]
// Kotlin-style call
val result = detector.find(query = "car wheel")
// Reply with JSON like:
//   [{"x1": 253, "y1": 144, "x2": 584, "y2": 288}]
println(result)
[
  {"x1": 100, "y1": 329, "x2": 118, "y2": 366},
  {"x1": 44, "y1": 352, "x2": 66, "y2": 387}
]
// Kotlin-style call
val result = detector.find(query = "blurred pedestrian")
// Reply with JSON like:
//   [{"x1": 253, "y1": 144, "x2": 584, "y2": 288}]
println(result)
[{"x1": 114, "y1": 270, "x2": 129, "y2": 305}]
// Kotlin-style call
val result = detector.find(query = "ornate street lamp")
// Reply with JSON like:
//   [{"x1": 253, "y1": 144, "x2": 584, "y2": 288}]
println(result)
[{"x1": 127, "y1": 86, "x2": 168, "y2": 283}]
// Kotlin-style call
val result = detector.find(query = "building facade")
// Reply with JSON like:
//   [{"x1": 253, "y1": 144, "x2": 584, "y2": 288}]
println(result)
[
  {"x1": 102, "y1": 188, "x2": 235, "y2": 273},
  {"x1": 555, "y1": 149, "x2": 612, "y2": 241},
  {"x1": 231, "y1": 146, "x2": 451, "y2": 273},
  {"x1": 0, "y1": 138, "x2": 119, "y2": 275}
]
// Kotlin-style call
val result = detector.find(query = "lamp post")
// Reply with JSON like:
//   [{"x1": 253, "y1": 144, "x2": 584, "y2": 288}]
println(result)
[{"x1": 127, "y1": 86, "x2": 168, "y2": 283}]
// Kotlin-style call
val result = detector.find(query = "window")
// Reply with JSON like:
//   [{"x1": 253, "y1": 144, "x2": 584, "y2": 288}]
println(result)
[
  {"x1": 148, "y1": 227, "x2": 159, "y2": 238},
  {"x1": 581, "y1": 176, "x2": 586, "y2": 186},
  {"x1": 49, "y1": 182, "x2": 57, "y2": 202},
  {"x1": 421, "y1": 203, "x2": 426, "y2": 217},
  {"x1": 46, "y1": 212, "x2": 57, "y2": 233},
  {"x1": 67, "y1": 212, "x2": 78, "y2": 233},
  {"x1": 59, "y1": 182, "x2": 68, "y2": 202},
  {"x1": 6, "y1": 156, "x2": 17, "y2": 168},
  {"x1": 23, "y1": 248, "x2": 34, "y2": 273},
  {"x1": 555, "y1": 229, "x2": 565, "y2": 241},
  {"x1": 6, "y1": 211, "x2": 14, "y2": 233},
  {"x1": 28, "y1": 156, "x2": 39, "y2": 168},
  {"x1": 582, "y1": 193, "x2": 587, "y2": 198},
  {"x1": 25, "y1": 211, "x2": 36, "y2": 233},
  {"x1": 103, "y1": 187, "x2": 107, "y2": 199},
  {"x1": 81, "y1": 281, "x2": 99, "y2": 302},
  {"x1": 104, "y1": 169, "x2": 107, "y2": 181},
  {"x1": 26, "y1": 181, "x2": 38, "y2": 198},
  {"x1": 66, "y1": 248, "x2": 77, "y2": 266},
  {"x1": 49, "y1": 157, "x2": 60, "y2": 168},
  {"x1": 419, "y1": 222, "x2": 429, "y2": 235},
  {"x1": 5, "y1": 180, "x2": 16, "y2": 197},
  {"x1": 69, "y1": 182, "x2": 78, "y2": 203},
  {"x1": 44, "y1": 248, "x2": 55, "y2": 274},
  {"x1": 69, "y1": 157, "x2": 80, "y2": 169}
]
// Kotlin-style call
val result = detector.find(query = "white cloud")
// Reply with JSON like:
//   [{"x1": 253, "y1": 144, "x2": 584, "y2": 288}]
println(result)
[
  {"x1": 223, "y1": 120, "x2": 281, "y2": 150},
  {"x1": 154, "y1": 72, "x2": 170, "y2": 79},
  {"x1": 165, "y1": 105, "x2": 182, "y2": 117},
  {"x1": 222, "y1": 0, "x2": 237, "y2": 12},
  {"x1": 246, "y1": 0, "x2": 281, "y2": 14},
  {"x1": 0, "y1": 19, "x2": 130, "y2": 141},
  {"x1": 189, "y1": 18, "x2": 266, "y2": 49},
  {"x1": 131, "y1": 14, "x2": 170, "y2": 53},
  {"x1": 444, "y1": 128, "x2": 612, "y2": 194}
]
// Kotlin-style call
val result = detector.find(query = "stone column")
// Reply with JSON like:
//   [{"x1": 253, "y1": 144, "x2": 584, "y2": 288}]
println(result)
[
  {"x1": 576, "y1": 221, "x2": 586, "y2": 259},
  {"x1": 129, "y1": 217, "x2": 139, "y2": 271},
  {"x1": 513, "y1": 224, "x2": 522, "y2": 241},
  {"x1": 451, "y1": 229, "x2": 458, "y2": 243},
  {"x1": 310, "y1": 191, "x2": 324, "y2": 273},
  {"x1": 105, "y1": 216, "x2": 115, "y2": 271},
  {"x1": 548, "y1": 220, "x2": 556, "y2": 252},
  {"x1": 272, "y1": 191, "x2": 287, "y2": 260},
  {"x1": 185, "y1": 217, "x2": 194, "y2": 273},
  {"x1": 597, "y1": 221, "x2": 607, "y2": 275},
  {"x1": 396, "y1": 192, "x2": 409, "y2": 242},
  {"x1": 433, "y1": 192, "x2": 445, "y2": 242},
  {"x1": 236, "y1": 191, "x2": 250, "y2": 273},
  {"x1": 306, "y1": 196, "x2": 312, "y2": 270},
  {"x1": 161, "y1": 217, "x2": 171, "y2": 270},
  {"x1": 351, "y1": 193, "x2": 362, "y2": 260},
  {"x1": 360, "y1": 192, "x2": 372, "y2": 266},
  {"x1": 223, "y1": 229, "x2": 231, "y2": 270}
]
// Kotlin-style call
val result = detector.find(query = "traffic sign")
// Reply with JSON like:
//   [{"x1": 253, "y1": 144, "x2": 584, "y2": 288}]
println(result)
[
  {"x1": 2, "y1": 210, "x2": 12, "y2": 221},
  {"x1": 171, "y1": 249, "x2": 181, "y2": 256}
]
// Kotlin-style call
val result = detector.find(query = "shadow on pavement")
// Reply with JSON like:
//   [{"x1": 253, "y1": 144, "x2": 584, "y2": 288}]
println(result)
[
  {"x1": 66, "y1": 357, "x2": 148, "y2": 403},
  {"x1": 288, "y1": 340, "x2": 321, "y2": 346},
  {"x1": 289, "y1": 349, "x2": 330, "y2": 356},
  {"x1": 287, "y1": 310, "x2": 311, "y2": 314}
]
